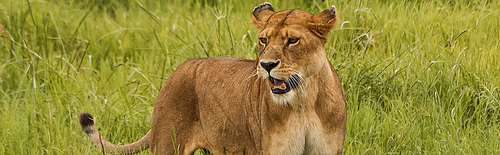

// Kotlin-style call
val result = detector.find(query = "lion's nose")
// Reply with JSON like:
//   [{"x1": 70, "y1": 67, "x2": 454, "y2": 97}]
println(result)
[{"x1": 260, "y1": 60, "x2": 280, "y2": 73}]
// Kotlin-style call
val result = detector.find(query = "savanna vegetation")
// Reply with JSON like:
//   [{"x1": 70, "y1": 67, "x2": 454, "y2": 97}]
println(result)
[{"x1": 0, "y1": 0, "x2": 499, "y2": 154}]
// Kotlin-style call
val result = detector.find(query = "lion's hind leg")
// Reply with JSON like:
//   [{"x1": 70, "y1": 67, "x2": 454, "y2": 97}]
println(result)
[{"x1": 181, "y1": 125, "x2": 212, "y2": 155}]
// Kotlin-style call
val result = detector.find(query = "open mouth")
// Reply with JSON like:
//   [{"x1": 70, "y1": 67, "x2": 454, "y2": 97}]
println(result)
[{"x1": 268, "y1": 75, "x2": 300, "y2": 94}]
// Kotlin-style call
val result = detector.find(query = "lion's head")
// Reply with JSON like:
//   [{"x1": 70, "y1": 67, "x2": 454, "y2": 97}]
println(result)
[{"x1": 251, "y1": 3, "x2": 338, "y2": 105}]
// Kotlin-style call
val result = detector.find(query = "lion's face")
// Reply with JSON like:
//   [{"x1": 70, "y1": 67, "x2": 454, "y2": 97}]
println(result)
[{"x1": 251, "y1": 3, "x2": 338, "y2": 104}]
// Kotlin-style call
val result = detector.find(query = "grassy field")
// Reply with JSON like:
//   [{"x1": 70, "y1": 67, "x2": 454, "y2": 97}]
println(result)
[{"x1": 1, "y1": 0, "x2": 499, "y2": 154}]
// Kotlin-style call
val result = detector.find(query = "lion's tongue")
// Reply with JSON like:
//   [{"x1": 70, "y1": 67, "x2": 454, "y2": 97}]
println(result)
[{"x1": 273, "y1": 79, "x2": 286, "y2": 90}]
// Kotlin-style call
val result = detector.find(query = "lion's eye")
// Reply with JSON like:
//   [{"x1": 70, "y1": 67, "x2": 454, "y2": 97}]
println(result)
[
  {"x1": 259, "y1": 38, "x2": 268, "y2": 44},
  {"x1": 287, "y1": 38, "x2": 299, "y2": 45}
]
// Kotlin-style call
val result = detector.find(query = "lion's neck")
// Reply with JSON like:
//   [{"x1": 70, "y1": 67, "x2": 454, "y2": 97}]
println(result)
[{"x1": 268, "y1": 61, "x2": 333, "y2": 110}]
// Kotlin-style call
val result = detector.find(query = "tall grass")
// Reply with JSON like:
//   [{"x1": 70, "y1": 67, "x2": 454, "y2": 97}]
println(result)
[{"x1": 0, "y1": 0, "x2": 499, "y2": 154}]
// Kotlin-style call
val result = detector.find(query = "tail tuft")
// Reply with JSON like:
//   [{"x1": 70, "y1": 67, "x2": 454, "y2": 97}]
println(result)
[
  {"x1": 79, "y1": 113, "x2": 95, "y2": 134},
  {"x1": 79, "y1": 112, "x2": 151, "y2": 154}
]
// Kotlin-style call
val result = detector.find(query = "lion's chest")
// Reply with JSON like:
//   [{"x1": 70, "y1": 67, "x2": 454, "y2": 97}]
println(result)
[{"x1": 264, "y1": 110, "x2": 335, "y2": 155}]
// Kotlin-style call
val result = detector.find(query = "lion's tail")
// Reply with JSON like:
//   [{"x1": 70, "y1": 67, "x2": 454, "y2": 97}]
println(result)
[{"x1": 79, "y1": 113, "x2": 150, "y2": 154}]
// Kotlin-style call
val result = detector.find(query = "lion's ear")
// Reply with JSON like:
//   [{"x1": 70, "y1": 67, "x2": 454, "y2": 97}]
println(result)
[
  {"x1": 309, "y1": 5, "x2": 338, "y2": 39},
  {"x1": 251, "y1": 2, "x2": 275, "y2": 30}
]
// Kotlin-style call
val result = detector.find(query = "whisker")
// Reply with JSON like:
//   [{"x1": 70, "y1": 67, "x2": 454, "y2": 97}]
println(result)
[
  {"x1": 244, "y1": 70, "x2": 262, "y2": 84},
  {"x1": 294, "y1": 76, "x2": 305, "y2": 93},
  {"x1": 289, "y1": 78, "x2": 295, "y2": 88},
  {"x1": 291, "y1": 75, "x2": 299, "y2": 88},
  {"x1": 245, "y1": 71, "x2": 255, "y2": 81},
  {"x1": 289, "y1": 69, "x2": 307, "y2": 93}
]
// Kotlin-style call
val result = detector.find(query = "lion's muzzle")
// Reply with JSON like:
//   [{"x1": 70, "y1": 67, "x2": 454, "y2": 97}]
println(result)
[{"x1": 268, "y1": 75, "x2": 300, "y2": 94}]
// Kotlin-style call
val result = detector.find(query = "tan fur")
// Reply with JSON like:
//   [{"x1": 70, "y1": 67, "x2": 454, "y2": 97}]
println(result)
[{"x1": 80, "y1": 3, "x2": 346, "y2": 155}]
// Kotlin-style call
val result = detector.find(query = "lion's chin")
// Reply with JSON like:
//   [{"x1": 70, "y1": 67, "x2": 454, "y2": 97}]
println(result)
[{"x1": 271, "y1": 90, "x2": 296, "y2": 106}]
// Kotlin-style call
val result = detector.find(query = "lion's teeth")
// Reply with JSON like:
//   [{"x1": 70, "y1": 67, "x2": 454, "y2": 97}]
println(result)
[
  {"x1": 281, "y1": 83, "x2": 286, "y2": 88},
  {"x1": 269, "y1": 82, "x2": 274, "y2": 88}
]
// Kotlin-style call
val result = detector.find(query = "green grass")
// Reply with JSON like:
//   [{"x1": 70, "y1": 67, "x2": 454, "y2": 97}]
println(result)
[{"x1": 1, "y1": 0, "x2": 499, "y2": 154}]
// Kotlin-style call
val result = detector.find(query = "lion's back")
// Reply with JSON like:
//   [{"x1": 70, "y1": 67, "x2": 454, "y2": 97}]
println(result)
[{"x1": 151, "y1": 57, "x2": 258, "y2": 153}]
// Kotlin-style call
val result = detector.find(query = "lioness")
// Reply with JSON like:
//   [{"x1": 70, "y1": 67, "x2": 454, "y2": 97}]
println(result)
[{"x1": 80, "y1": 3, "x2": 346, "y2": 154}]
